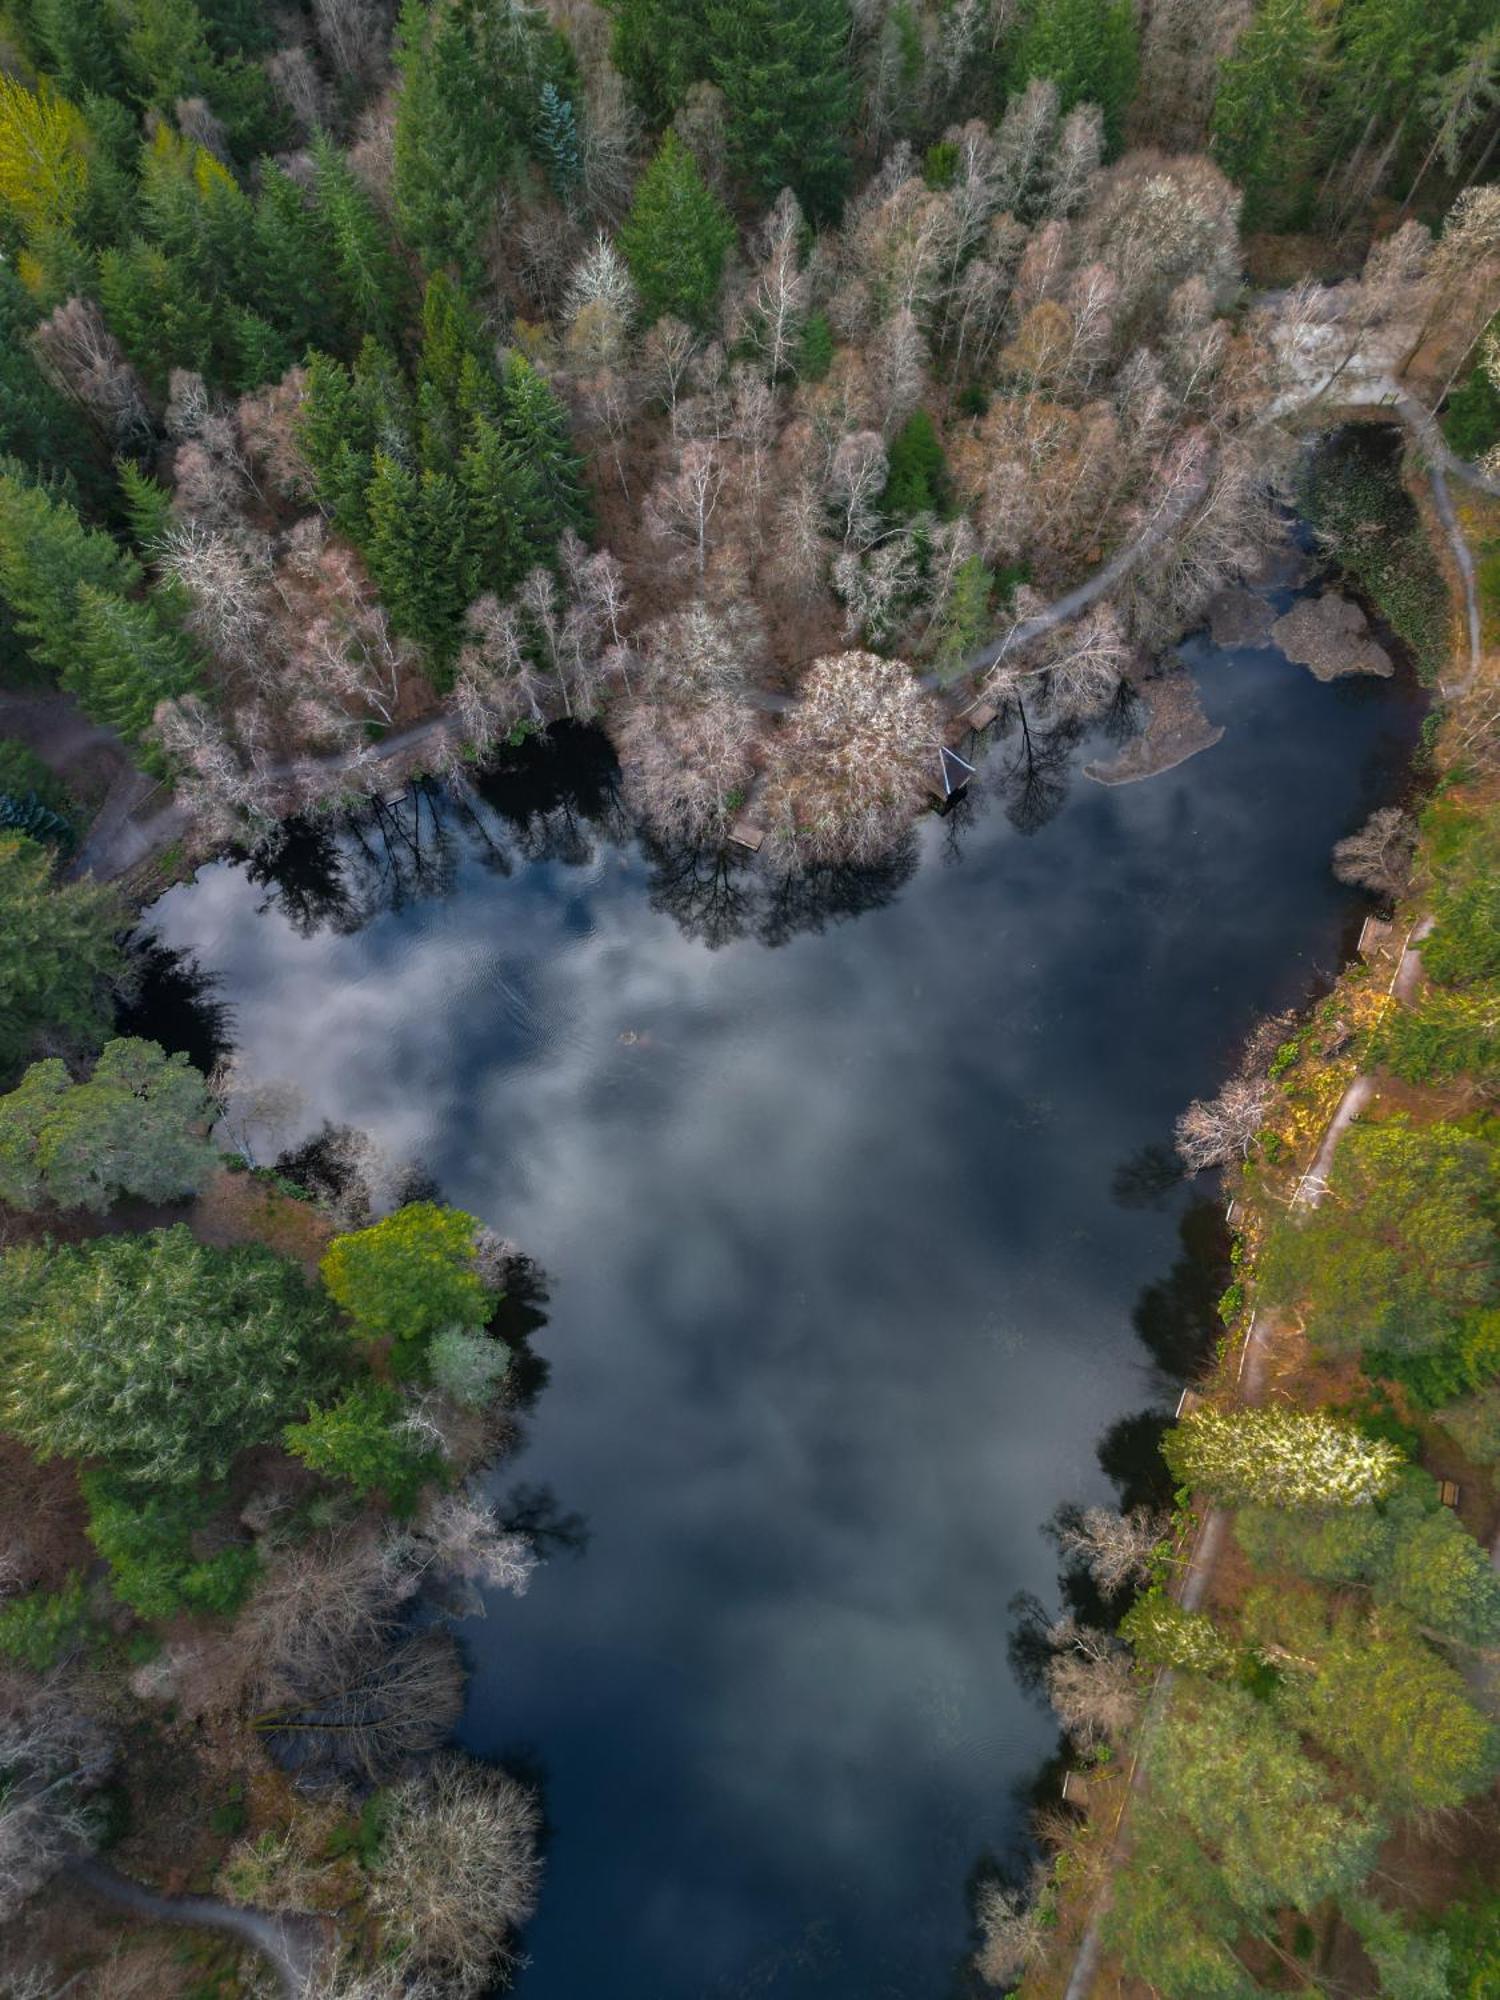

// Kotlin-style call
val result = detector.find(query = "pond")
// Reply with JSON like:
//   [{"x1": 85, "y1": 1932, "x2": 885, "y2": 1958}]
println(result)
[{"x1": 139, "y1": 604, "x2": 1423, "y2": 1999}]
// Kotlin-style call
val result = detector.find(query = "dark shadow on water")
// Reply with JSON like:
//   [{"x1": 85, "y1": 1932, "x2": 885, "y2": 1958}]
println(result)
[
  {"x1": 1131, "y1": 1198, "x2": 1231, "y2": 1389},
  {"x1": 116, "y1": 937, "x2": 233, "y2": 1071}
]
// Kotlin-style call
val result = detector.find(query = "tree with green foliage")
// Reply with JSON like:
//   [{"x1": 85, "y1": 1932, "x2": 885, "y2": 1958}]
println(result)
[
  {"x1": 0, "y1": 1573, "x2": 95, "y2": 1672},
  {"x1": 1210, "y1": 0, "x2": 1327, "y2": 228},
  {"x1": 284, "y1": 1382, "x2": 437, "y2": 1511},
  {"x1": 1237, "y1": 1473, "x2": 1500, "y2": 1645},
  {"x1": 1263, "y1": 1120, "x2": 1499, "y2": 1359},
  {"x1": 1105, "y1": 1809, "x2": 1258, "y2": 2000},
  {"x1": 1345, "y1": 1897, "x2": 1452, "y2": 2000},
  {"x1": 82, "y1": 1470, "x2": 257, "y2": 1619},
  {"x1": 620, "y1": 133, "x2": 735, "y2": 328},
  {"x1": 364, "y1": 451, "x2": 475, "y2": 663},
  {"x1": 321, "y1": 1201, "x2": 495, "y2": 1359},
  {"x1": 881, "y1": 408, "x2": 947, "y2": 517},
  {"x1": 0, "y1": 1036, "x2": 216, "y2": 1213},
  {"x1": 310, "y1": 135, "x2": 406, "y2": 348},
  {"x1": 1119, "y1": 1591, "x2": 1237, "y2": 1673},
  {"x1": 605, "y1": 0, "x2": 709, "y2": 125},
  {"x1": 707, "y1": 0, "x2": 854, "y2": 221},
  {"x1": 0, "y1": 267, "x2": 107, "y2": 500},
  {"x1": 29, "y1": 0, "x2": 126, "y2": 101},
  {"x1": 1010, "y1": 0, "x2": 1139, "y2": 153},
  {"x1": 1286, "y1": 1611, "x2": 1500, "y2": 1810},
  {"x1": 428, "y1": 1324, "x2": 512, "y2": 1408},
  {"x1": 1164, "y1": 1405, "x2": 1405, "y2": 1508},
  {"x1": 0, "y1": 833, "x2": 123, "y2": 1074},
  {"x1": 1146, "y1": 1679, "x2": 1383, "y2": 1917},
  {"x1": 97, "y1": 239, "x2": 215, "y2": 385},
  {"x1": 0, "y1": 1224, "x2": 339, "y2": 1488},
  {"x1": 393, "y1": 0, "x2": 571, "y2": 283},
  {"x1": 498, "y1": 351, "x2": 590, "y2": 540}
]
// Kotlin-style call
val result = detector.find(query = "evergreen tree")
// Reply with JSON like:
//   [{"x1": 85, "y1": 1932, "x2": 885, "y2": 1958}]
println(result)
[
  {"x1": 0, "y1": 74, "x2": 94, "y2": 246},
  {"x1": 0, "y1": 832, "x2": 124, "y2": 1073},
  {"x1": 459, "y1": 414, "x2": 547, "y2": 591},
  {"x1": 498, "y1": 351, "x2": 590, "y2": 539},
  {"x1": 606, "y1": 0, "x2": 709, "y2": 125},
  {"x1": 1164, "y1": 1405, "x2": 1405, "y2": 1509},
  {"x1": 230, "y1": 308, "x2": 292, "y2": 391},
  {"x1": 1276, "y1": 1607, "x2": 1500, "y2": 1811},
  {"x1": 284, "y1": 1382, "x2": 437, "y2": 1509},
  {"x1": 30, "y1": 0, "x2": 124, "y2": 101},
  {"x1": 393, "y1": 0, "x2": 520, "y2": 283},
  {"x1": 68, "y1": 582, "x2": 199, "y2": 743},
  {"x1": 0, "y1": 1224, "x2": 340, "y2": 1489},
  {"x1": 1010, "y1": 0, "x2": 1139, "y2": 153},
  {"x1": 1211, "y1": 0, "x2": 1326, "y2": 228},
  {"x1": 707, "y1": 0, "x2": 854, "y2": 221},
  {"x1": 98, "y1": 239, "x2": 215, "y2": 385},
  {"x1": 255, "y1": 162, "x2": 341, "y2": 356},
  {"x1": 881, "y1": 407, "x2": 947, "y2": 516},
  {"x1": 311, "y1": 135, "x2": 405, "y2": 348},
  {"x1": 0, "y1": 1037, "x2": 217, "y2": 1212},
  {"x1": 619, "y1": 132, "x2": 735, "y2": 328},
  {"x1": 537, "y1": 81, "x2": 582, "y2": 206},
  {"x1": 116, "y1": 459, "x2": 176, "y2": 551},
  {"x1": 364, "y1": 452, "x2": 473, "y2": 664},
  {"x1": 0, "y1": 463, "x2": 141, "y2": 678}
]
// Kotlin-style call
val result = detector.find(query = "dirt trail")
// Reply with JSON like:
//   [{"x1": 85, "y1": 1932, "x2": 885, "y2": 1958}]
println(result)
[
  {"x1": 67, "y1": 1856, "x2": 327, "y2": 1997},
  {"x1": 1060, "y1": 918, "x2": 1434, "y2": 2000}
]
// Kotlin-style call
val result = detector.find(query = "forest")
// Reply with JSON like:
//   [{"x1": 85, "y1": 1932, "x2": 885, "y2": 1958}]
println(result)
[{"x1": 0, "y1": 0, "x2": 1499, "y2": 1994}]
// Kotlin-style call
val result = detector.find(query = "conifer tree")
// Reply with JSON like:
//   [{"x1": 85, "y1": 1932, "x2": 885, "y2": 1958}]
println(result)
[
  {"x1": 30, "y1": 0, "x2": 124, "y2": 101},
  {"x1": 707, "y1": 0, "x2": 854, "y2": 221},
  {"x1": 0, "y1": 268, "x2": 105, "y2": 497},
  {"x1": 0, "y1": 464, "x2": 141, "y2": 676},
  {"x1": 606, "y1": 0, "x2": 709, "y2": 125},
  {"x1": 365, "y1": 452, "x2": 473, "y2": 665},
  {"x1": 498, "y1": 351, "x2": 590, "y2": 539},
  {"x1": 68, "y1": 583, "x2": 199, "y2": 743},
  {"x1": 255, "y1": 162, "x2": 341, "y2": 355},
  {"x1": 537, "y1": 81, "x2": 582, "y2": 206},
  {"x1": 0, "y1": 832, "x2": 124, "y2": 1072},
  {"x1": 393, "y1": 0, "x2": 518, "y2": 283},
  {"x1": 1211, "y1": 0, "x2": 1326, "y2": 228},
  {"x1": 1165, "y1": 1406, "x2": 1404, "y2": 1509},
  {"x1": 1010, "y1": 0, "x2": 1139, "y2": 153},
  {"x1": 311, "y1": 135, "x2": 405, "y2": 347},
  {"x1": 620, "y1": 132, "x2": 736, "y2": 328},
  {"x1": 97, "y1": 240, "x2": 215, "y2": 385}
]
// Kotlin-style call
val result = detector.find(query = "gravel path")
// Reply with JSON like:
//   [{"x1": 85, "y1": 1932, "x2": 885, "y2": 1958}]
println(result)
[{"x1": 67, "y1": 1856, "x2": 327, "y2": 1997}]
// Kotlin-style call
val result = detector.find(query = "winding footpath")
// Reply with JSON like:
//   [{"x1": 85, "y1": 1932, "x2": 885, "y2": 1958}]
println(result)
[
  {"x1": 1059, "y1": 901, "x2": 1461, "y2": 2000},
  {"x1": 66, "y1": 1857, "x2": 327, "y2": 1997}
]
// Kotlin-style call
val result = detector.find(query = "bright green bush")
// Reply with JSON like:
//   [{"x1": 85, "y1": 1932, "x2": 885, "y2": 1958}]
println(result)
[
  {"x1": 427, "y1": 1324, "x2": 511, "y2": 1408},
  {"x1": 321, "y1": 1202, "x2": 493, "y2": 1362},
  {"x1": 284, "y1": 1383, "x2": 437, "y2": 1512},
  {"x1": 0, "y1": 1571, "x2": 93, "y2": 1669},
  {"x1": 83, "y1": 1471, "x2": 258, "y2": 1621}
]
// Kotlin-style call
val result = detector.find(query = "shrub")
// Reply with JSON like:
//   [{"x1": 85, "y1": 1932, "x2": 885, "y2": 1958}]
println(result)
[
  {"x1": 427, "y1": 1324, "x2": 511, "y2": 1408},
  {"x1": 82, "y1": 1472, "x2": 258, "y2": 1621},
  {"x1": 284, "y1": 1384, "x2": 438, "y2": 1512},
  {"x1": 0, "y1": 1573, "x2": 93, "y2": 1669},
  {"x1": 320, "y1": 1202, "x2": 493, "y2": 1363}
]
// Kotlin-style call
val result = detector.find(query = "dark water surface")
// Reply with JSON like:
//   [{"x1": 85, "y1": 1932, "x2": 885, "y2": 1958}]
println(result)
[{"x1": 143, "y1": 636, "x2": 1422, "y2": 2000}]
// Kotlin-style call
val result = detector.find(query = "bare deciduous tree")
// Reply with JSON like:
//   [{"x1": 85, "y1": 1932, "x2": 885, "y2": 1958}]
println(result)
[
  {"x1": 1331, "y1": 806, "x2": 1417, "y2": 901},
  {"x1": 0, "y1": 1684, "x2": 112, "y2": 1922},
  {"x1": 32, "y1": 297, "x2": 151, "y2": 447},
  {"x1": 645, "y1": 439, "x2": 727, "y2": 578},
  {"x1": 368, "y1": 1755, "x2": 541, "y2": 1997},
  {"x1": 1174, "y1": 1073, "x2": 1273, "y2": 1173},
  {"x1": 1053, "y1": 1504, "x2": 1167, "y2": 1594},
  {"x1": 974, "y1": 1868, "x2": 1051, "y2": 1989}
]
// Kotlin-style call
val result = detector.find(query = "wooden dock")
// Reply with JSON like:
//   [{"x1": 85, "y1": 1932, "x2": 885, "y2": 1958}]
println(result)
[{"x1": 728, "y1": 818, "x2": 765, "y2": 853}]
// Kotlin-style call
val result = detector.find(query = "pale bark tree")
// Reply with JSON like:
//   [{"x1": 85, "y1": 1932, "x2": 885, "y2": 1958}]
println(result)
[
  {"x1": 638, "y1": 599, "x2": 760, "y2": 704},
  {"x1": 826, "y1": 429, "x2": 889, "y2": 549},
  {"x1": 740, "y1": 188, "x2": 811, "y2": 381},
  {"x1": 238, "y1": 367, "x2": 315, "y2": 501},
  {"x1": 1054, "y1": 1505, "x2": 1168, "y2": 1593},
  {"x1": 563, "y1": 233, "x2": 638, "y2": 367},
  {"x1": 1331, "y1": 806, "x2": 1417, "y2": 901},
  {"x1": 975, "y1": 1872, "x2": 1051, "y2": 1990},
  {"x1": 615, "y1": 695, "x2": 758, "y2": 844},
  {"x1": 156, "y1": 524, "x2": 274, "y2": 673},
  {"x1": 645, "y1": 439, "x2": 727, "y2": 579},
  {"x1": 0, "y1": 1689, "x2": 112, "y2": 1922},
  {"x1": 1174, "y1": 1074, "x2": 1273, "y2": 1172},
  {"x1": 640, "y1": 316, "x2": 700, "y2": 418},
  {"x1": 1045, "y1": 104, "x2": 1105, "y2": 220},
  {"x1": 1045, "y1": 1620, "x2": 1141, "y2": 1748},
  {"x1": 994, "y1": 77, "x2": 1060, "y2": 219},
  {"x1": 411, "y1": 1492, "x2": 537, "y2": 1599},
  {"x1": 211, "y1": 1052, "x2": 306, "y2": 1167},
  {"x1": 31, "y1": 297, "x2": 151, "y2": 448},
  {"x1": 267, "y1": 44, "x2": 327, "y2": 139},
  {"x1": 153, "y1": 694, "x2": 280, "y2": 844},
  {"x1": 312, "y1": 0, "x2": 392, "y2": 87},
  {"x1": 871, "y1": 305, "x2": 927, "y2": 430},
  {"x1": 770, "y1": 470, "x2": 834, "y2": 599},
  {"x1": 833, "y1": 532, "x2": 921, "y2": 643},
  {"x1": 1079, "y1": 153, "x2": 1242, "y2": 341},
  {"x1": 760, "y1": 650, "x2": 941, "y2": 865}
]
